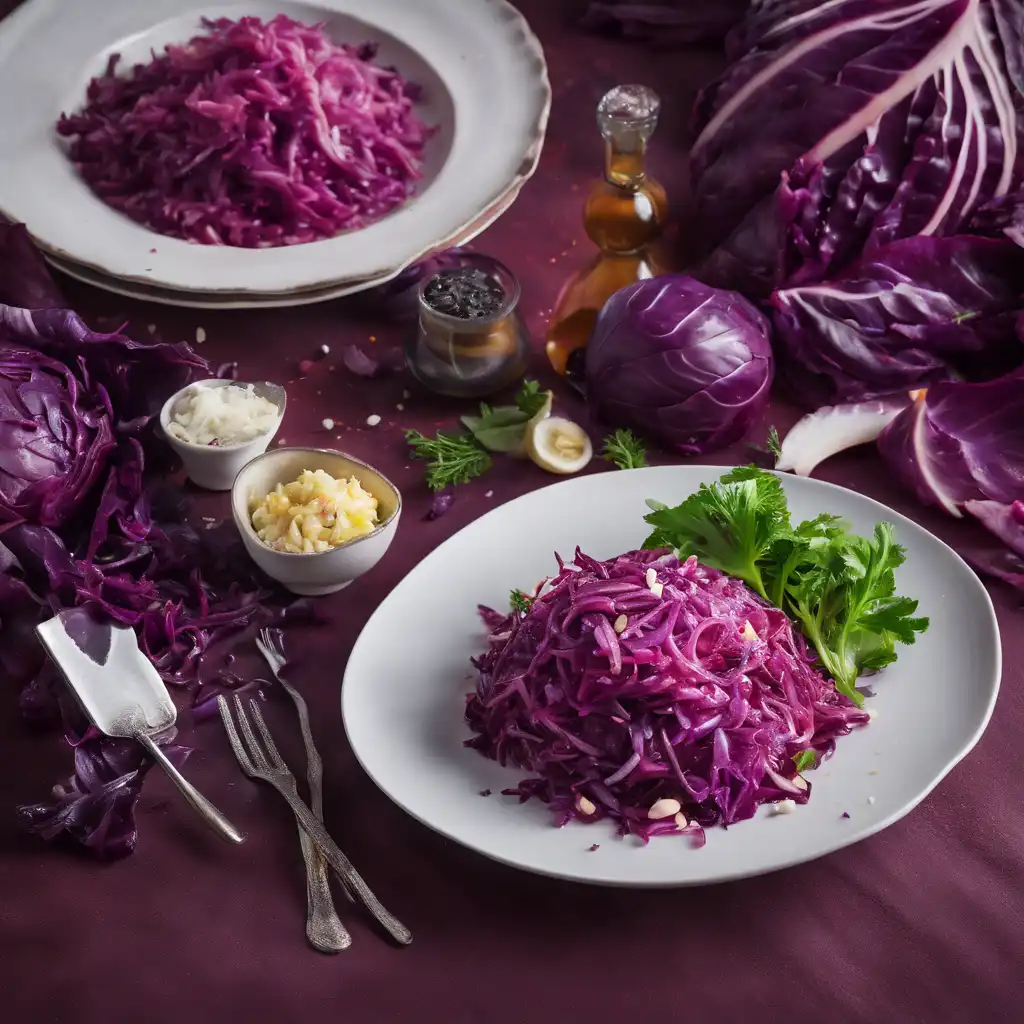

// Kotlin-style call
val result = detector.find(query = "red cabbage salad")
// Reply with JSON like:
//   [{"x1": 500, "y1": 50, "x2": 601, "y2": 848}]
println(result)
[
  {"x1": 466, "y1": 467, "x2": 928, "y2": 843},
  {"x1": 57, "y1": 15, "x2": 435, "y2": 247},
  {"x1": 0, "y1": 220, "x2": 308, "y2": 860}
]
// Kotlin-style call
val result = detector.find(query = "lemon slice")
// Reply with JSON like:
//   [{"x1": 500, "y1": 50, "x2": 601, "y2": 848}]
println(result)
[{"x1": 525, "y1": 416, "x2": 593, "y2": 475}]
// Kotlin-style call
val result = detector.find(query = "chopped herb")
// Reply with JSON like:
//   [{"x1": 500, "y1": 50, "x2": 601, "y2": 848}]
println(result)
[
  {"x1": 515, "y1": 379, "x2": 549, "y2": 418},
  {"x1": 601, "y1": 428, "x2": 648, "y2": 470},
  {"x1": 766, "y1": 425, "x2": 782, "y2": 460},
  {"x1": 953, "y1": 310, "x2": 979, "y2": 325},
  {"x1": 510, "y1": 589, "x2": 533, "y2": 615},
  {"x1": 643, "y1": 466, "x2": 929, "y2": 706},
  {"x1": 405, "y1": 429, "x2": 492, "y2": 490},
  {"x1": 793, "y1": 750, "x2": 817, "y2": 772}
]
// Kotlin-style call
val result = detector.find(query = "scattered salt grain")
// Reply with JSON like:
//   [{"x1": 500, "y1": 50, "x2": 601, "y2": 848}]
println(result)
[
  {"x1": 402, "y1": 390, "x2": 411, "y2": 400},
  {"x1": 867, "y1": 796, "x2": 876, "y2": 805},
  {"x1": 322, "y1": 418, "x2": 335, "y2": 431},
  {"x1": 396, "y1": 404, "x2": 405, "y2": 412},
  {"x1": 320, "y1": 344, "x2": 330, "y2": 355},
  {"x1": 485, "y1": 490, "x2": 494, "y2": 499},
  {"x1": 366, "y1": 414, "x2": 381, "y2": 427},
  {"x1": 147, "y1": 324, "x2": 156, "y2": 334},
  {"x1": 195, "y1": 327, "x2": 206, "y2": 344}
]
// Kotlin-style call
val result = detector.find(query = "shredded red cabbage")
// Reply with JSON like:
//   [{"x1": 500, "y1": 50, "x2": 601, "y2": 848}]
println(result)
[
  {"x1": 57, "y1": 15, "x2": 434, "y2": 248},
  {"x1": 0, "y1": 218, "x2": 311, "y2": 859},
  {"x1": 466, "y1": 549, "x2": 868, "y2": 844}
]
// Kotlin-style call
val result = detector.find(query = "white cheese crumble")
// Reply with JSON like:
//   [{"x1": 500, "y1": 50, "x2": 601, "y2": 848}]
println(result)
[{"x1": 166, "y1": 384, "x2": 279, "y2": 447}]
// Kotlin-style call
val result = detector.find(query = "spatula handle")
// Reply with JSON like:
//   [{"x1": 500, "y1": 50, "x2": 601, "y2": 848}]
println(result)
[{"x1": 137, "y1": 732, "x2": 245, "y2": 845}]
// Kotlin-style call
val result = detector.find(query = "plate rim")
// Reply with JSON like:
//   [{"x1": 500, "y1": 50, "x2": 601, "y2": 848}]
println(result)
[
  {"x1": 341, "y1": 466, "x2": 1002, "y2": 887},
  {"x1": 0, "y1": 0, "x2": 551, "y2": 295}
]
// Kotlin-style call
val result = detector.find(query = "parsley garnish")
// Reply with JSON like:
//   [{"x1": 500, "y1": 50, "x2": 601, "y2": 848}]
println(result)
[
  {"x1": 643, "y1": 466, "x2": 929, "y2": 706},
  {"x1": 405, "y1": 430, "x2": 492, "y2": 490},
  {"x1": 515, "y1": 379, "x2": 549, "y2": 418},
  {"x1": 601, "y1": 428, "x2": 648, "y2": 470}
]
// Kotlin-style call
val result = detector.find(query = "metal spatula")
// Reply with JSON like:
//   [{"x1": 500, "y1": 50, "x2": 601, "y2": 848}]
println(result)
[{"x1": 36, "y1": 609, "x2": 244, "y2": 845}]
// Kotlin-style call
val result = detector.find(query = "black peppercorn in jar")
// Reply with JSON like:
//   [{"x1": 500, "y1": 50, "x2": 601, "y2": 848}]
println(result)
[{"x1": 405, "y1": 254, "x2": 529, "y2": 398}]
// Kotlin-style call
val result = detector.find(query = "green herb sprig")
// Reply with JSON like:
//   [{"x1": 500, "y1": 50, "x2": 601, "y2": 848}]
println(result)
[
  {"x1": 601, "y1": 428, "x2": 648, "y2": 470},
  {"x1": 405, "y1": 430, "x2": 492, "y2": 490},
  {"x1": 643, "y1": 465, "x2": 929, "y2": 706}
]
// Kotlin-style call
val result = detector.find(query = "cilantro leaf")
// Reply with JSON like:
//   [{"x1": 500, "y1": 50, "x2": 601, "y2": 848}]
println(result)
[
  {"x1": 601, "y1": 428, "x2": 648, "y2": 470},
  {"x1": 793, "y1": 750, "x2": 817, "y2": 772},
  {"x1": 509, "y1": 589, "x2": 532, "y2": 614},
  {"x1": 405, "y1": 429, "x2": 492, "y2": 490}
]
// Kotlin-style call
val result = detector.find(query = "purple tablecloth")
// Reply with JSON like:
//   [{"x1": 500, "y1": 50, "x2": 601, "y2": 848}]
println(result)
[{"x1": 2, "y1": 2, "x2": 1023, "y2": 1021}]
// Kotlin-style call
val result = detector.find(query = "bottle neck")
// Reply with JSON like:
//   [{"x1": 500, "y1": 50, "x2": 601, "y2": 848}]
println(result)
[{"x1": 603, "y1": 138, "x2": 647, "y2": 190}]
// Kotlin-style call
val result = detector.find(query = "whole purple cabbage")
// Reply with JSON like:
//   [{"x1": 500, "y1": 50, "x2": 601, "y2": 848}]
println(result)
[
  {"x1": 0, "y1": 347, "x2": 115, "y2": 527},
  {"x1": 466, "y1": 549, "x2": 867, "y2": 843},
  {"x1": 586, "y1": 275, "x2": 773, "y2": 454},
  {"x1": 56, "y1": 15, "x2": 433, "y2": 248}
]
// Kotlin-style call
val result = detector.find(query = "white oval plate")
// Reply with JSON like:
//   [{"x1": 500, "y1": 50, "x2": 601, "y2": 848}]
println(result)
[
  {"x1": 43, "y1": 182, "x2": 525, "y2": 309},
  {"x1": 343, "y1": 467, "x2": 1001, "y2": 887},
  {"x1": 0, "y1": 0, "x2": 549, "y2": 297}
]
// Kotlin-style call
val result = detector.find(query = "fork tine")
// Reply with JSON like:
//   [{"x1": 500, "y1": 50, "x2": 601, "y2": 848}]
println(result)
[
  {"x1": 218, "y1": 696, "x2": 256, "y2": 777},
  {"x1": 232, "y1": 694, "x2": 272, "y2": 772},
  {"x1": 248, "y1": 699, "x2": 289, "y2": 772}
]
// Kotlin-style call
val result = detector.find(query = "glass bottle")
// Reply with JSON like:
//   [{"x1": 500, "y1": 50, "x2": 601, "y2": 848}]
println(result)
[
  {"x1": 545, "y1": 85, "x2": 670, "y2": 386},
  {"x1": 405, "y1": 254, "x2": 529, "y2": 399}
]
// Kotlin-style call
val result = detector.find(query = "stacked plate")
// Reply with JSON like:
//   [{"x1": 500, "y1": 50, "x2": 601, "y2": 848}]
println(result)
[{"x1": 0, "y1": 0, "x2": 550, "y2": 308}]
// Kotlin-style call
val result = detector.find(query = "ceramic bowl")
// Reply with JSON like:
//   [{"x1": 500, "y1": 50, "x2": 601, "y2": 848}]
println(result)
[
  {"x1": 160, "y1": 379, "x2": 286, "y2": 491},
  {"x1": 231, "y1": 447, "x2": 402, "y2": 597}
]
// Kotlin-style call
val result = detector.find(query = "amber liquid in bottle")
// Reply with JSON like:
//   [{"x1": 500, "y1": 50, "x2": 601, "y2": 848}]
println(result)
[{"x1": 546, "y1": 85, "x2": 669, "y2": 384}]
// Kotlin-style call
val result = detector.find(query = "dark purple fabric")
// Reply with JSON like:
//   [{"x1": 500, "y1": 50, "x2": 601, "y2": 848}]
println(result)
[{"x1": 1, "y1": 1, "x2": 1022, "y2": 1021}]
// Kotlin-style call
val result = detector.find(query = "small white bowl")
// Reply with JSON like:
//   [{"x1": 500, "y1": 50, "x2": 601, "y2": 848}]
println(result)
[
  {"x1": 160, "y1": 379, "x2": 286, "y2": 491},
  {"x1": 231, "y1": 448, "x2": 402, "y2": 597}
]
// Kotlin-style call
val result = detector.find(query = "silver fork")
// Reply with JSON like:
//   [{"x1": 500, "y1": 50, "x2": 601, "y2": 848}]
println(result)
[
  {"x1": 218, "y1": 694, "x2": 412, "y2": 946},
  {"x1": 255, "y1": 628, "x2": 351, "y2": 954}
]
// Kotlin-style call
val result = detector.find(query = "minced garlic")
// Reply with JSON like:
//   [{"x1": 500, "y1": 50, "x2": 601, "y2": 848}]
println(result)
[{"x1": 251, "y1": 469, "x2": 378, "y2": 554}]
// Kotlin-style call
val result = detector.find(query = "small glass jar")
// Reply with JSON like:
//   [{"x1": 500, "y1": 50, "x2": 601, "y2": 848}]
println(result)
[{"x1": 405, "y1": 254, "x2": 529, "y2": 398}]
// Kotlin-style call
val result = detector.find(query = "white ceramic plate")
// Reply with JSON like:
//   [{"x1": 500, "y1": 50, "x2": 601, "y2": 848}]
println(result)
[
  {"x1": 43, "y1": 181, "x2": 525, "y2": 309},
  {"x1": 0, "y1": 0, "x2": 549, "y2": 298},
  {"x1": 342, "y1": 467, "x2": 1001, "y2": 887}
]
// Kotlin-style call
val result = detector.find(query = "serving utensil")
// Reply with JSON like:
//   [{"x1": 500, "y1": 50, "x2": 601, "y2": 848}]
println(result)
[
  {"x1": 255, "y1": 628, "x2": 351, "y2": 953},
  {"x1": 36, "y1": 610, "x2": 245, "y2": 845},
  {"x1": 218, "y1": 694, "x2": 412, "y2": 946}
]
